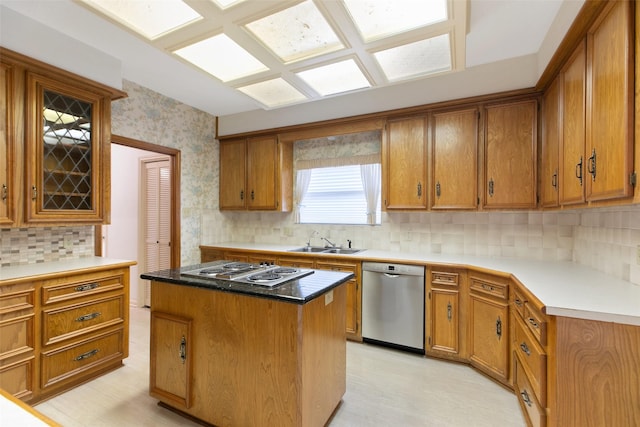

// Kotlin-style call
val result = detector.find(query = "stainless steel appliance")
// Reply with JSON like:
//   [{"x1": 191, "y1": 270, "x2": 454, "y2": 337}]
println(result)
[
  {"x1": 361, "y1": 262, "x2": 425, "y2": 353},
  {"x1": 182, "y1": 261, "x2": 314, "y2": 287}
]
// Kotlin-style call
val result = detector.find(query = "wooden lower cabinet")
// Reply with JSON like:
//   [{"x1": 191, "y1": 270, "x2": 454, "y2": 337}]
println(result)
[
  {"x1": 0, "y1": 264, "x2": 131, "y2": 403},
  {"x1": 149, "y1": 280, "x2": 346, "y2": 427},
  {"x1": 426, "y1": 268, "x2": 467, "y2": 360},
  {"x1": 316, "y1": 260, "x2": 361, "y2": 341},
  {"x1": 468, "y1": 273, "x2": 510, "y2": 386}
]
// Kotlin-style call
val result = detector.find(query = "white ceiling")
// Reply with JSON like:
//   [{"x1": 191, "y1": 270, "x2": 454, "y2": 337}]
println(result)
[{"x1": 0, "y1": 0, "x2": 583, "y2": 135}]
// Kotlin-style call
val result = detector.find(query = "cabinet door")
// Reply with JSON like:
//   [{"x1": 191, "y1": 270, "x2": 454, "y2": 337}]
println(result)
[
  {"x1": 219, "y1": 139, "x2": 246, "y2": 210},
  {"x1": 431, "y1": 108, "x2": 478, "y2": 210},
  {"x1": 25, "y1": 72, "x2": 108, "y2": 224},
  {"x1": 247, "y1": 136, "x2": 278, "y2": 210},
  {"x1": 483, "y1": 100, "x2": 537, "y2": 209},
  {"x1": 429, "y1": 288, "x2": 459, "y2": 354},
  {"x1": 559, "y1": 39, "x2": 586, "y2": 206},
  {"x1": 468, "y1": 293, "x2": 509, "y2": 383},
  {"x1": 585, "y1": 0, "x2": 634, "y2": 201},
  {"x1": 383, "y1": 117, "x2": 427, "y2": 209},
  {"x1": 150, "y1": 312, "x2": 192, "y2": 409},
  {"x1": 0, "y1": 60, "x2": 16, "y2": 226},
  {"x1": 541, "y1": 77, "x2": 560, "y2": 208}
]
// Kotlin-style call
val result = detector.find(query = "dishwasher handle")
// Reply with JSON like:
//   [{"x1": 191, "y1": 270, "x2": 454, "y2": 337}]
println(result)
[{"x1": 383, "y1": 273, "x2": 401, "y2": 278}]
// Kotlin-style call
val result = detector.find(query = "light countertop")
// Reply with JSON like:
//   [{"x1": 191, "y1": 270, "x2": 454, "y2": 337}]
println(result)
[
  {"x1": 203, "y1": 242, "x2": 640, "y2": 326},
  {"x1": 0, "y1": 257, "x2": 136, "y2": 283}
]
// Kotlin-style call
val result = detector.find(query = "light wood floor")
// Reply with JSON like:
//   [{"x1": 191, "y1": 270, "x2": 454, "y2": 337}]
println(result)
[{"x1": 35, "y1": 306, "x2": 526, "y2": 426}]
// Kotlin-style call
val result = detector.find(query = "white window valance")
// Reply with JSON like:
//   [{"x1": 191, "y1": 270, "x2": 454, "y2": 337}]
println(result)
[{"x1": 296, "y1": 153, "x2": 380, "y2": 170}]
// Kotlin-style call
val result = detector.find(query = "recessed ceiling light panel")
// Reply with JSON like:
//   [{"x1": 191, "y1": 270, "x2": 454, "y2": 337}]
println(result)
[
  {"x1": 374, "y1": 34, "x2": 452, "y2": 82},
  {"x1": 237, "y1": 78, "x2": 308, "y2": 108},
  {"x1": 296, "y1": 59, "x2": 371, "y2": 96},
  {"x1": 82, "y1": 0, "x2": 202, "y2": 40},
  {"x1": 344, "y1": 0, "x2": 448, "y2": 42},
  {"x1": 210, "y1": 0, "x2": 246, "y2": 9},
  {"x1": 245, "y1": 0, "x2": 344, "y2": 63},
  {"x1": 174, "y1": 34, "x2": 269, "y2": 82}
]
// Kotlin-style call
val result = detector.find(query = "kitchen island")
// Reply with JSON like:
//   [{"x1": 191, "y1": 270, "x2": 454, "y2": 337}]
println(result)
[{"x1": 141, "y1": 262, "x2": 354, "y2": 427}]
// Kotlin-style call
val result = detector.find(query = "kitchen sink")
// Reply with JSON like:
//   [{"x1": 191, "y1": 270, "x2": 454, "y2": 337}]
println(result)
[{"x1": 289, "y1": 246, "x2": 364, "y2": 255}]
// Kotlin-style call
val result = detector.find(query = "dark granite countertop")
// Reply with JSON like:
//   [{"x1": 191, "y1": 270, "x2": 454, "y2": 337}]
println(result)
[{"x1": 140, "y1": 261, "x2": 354, "y2": 304}]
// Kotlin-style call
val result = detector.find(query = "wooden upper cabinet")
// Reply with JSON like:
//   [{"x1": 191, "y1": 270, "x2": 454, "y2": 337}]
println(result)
[
  {"x1": 430, "y1": 108, "x2": 478, "y2": 210},
  {"x1": 585, "y1": 0, "x2": 634, "y2": 202},
  {"x1": 0, "y1": 60, "x2": 16, "y2": 226},
  {"x1": 483, "y1": 99, "x2": 538, "y2": 209},
  {"x1": 541, "y1": 77, "x2": 561, "y2": 208},
  {"x1": 219, "y1": 135, "x2": 293, "y2": 211},
  {"x1": 383, "y1": 116, "x2": 428, "y2": 210},
  {"x1": 559, "y1": 39, "x2": 587, "y2": 206},
  {"x1": 219, "y1": 139, "x2": 246, "y2": 210}
]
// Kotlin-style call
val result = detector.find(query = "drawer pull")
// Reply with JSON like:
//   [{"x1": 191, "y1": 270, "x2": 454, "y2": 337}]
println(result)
[
  {"x1": 528, "y1": 317, "x2": 539, "y2": 329},
  {"x1": 76, "y1": 312, "x2": 102, "y2": 322},
  {"x1": 74, "y1": 349, "x2": 99, "y2": 361},
  {"x1": 520, "y1": 390, "x2": 532, "y2": 407},
  {"x1": 482, "y1": 283, "x2": 495, "y2": 292},
  {"x1": 520, "y1": 342, "x2": 531, "y2": 356},
  {"x1": 514, "y1": 298, "x2": 523, "y2": 307},
  {"x1": 75, "y1": 283, "x2": 99, "y2": 292}
]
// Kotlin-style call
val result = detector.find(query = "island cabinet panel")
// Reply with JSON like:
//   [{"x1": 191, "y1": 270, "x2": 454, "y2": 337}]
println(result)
[
  {"x1": 0, "y1": 282, "x2": 35, "y2": 401},
  {"x1": 316, "y1": 260, "x2": 361, "y2": 341},
  {"x1": 219, "y1": 136, "x2": 293, "y2": 211},
  {"x1": 482, "y1": 99, "x2": 537, "y2": 209},
  {"x1": 150, "y1": 312, "x2": 192, "y2": 409},
  {"x1": 430, "y1": 108, "x2": 479, "y2": 210},
  {"x1": 426, "y1": 268, "x2": 468, "y2": 361},
  {"x1": 150, "y1": 280, "x2": 346, "y2": 427},
  {"x1": 468, "y1": 273, "x2": 510, "y2": 386},
  {"x1": 584, "y1": 0, "x2": 634, "y2": 202},
  {"x1": 383, "y1": 116, "x2": 428, "y2": 210}
]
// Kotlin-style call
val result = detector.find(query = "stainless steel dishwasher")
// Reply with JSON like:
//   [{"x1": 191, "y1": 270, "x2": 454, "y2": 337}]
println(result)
[{"x1": 361, "y1": 262, "x2": 425, "y2": 353}]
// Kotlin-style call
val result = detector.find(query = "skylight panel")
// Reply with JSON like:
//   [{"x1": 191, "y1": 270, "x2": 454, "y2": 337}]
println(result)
[
  {"x1": 82, "y1": 0, "x2": 202, "y2": 40},
  {"x1": 343, "y1": 0, "x2": 448, "y2": 42},
  {"x1": 210, "y1": 0, "x2": 246, "y2": 9},
  {"x1": 374, "y1": 34, "x2": 452, "y2": 82},
  {"x1": 237, "y1": 78, "x2": 308, "y2": 108},
  {"x1": 174, "y1": 34, "x2": 268, "y2": 82},
  {"x1": 296, "y1": 59, "x2": 371, "y2": 96},
  {"x1": 245, "y1": 0, "x2": 344, "y2": 63}
]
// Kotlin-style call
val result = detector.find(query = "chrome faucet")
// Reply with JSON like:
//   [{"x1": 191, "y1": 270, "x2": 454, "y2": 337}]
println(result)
[
  {"x1": 306, "y1": 230, "x2": 319, "y2": 247},
  {"x1": 321, "y1": 236, "x2": 337, "y2": 248}
]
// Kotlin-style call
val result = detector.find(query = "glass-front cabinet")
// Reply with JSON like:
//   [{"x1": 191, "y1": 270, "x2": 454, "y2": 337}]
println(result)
[{"x1": 25, "y1": 73, "x2": 110, "y2": 224}]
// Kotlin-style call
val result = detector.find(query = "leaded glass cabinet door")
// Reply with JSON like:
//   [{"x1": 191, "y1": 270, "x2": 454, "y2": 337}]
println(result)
[{"x1": 25, "y1": 73, "x2": 108, "y2": 224}]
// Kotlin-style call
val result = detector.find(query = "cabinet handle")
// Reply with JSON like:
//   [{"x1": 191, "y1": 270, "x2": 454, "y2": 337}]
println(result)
[
  {"x1": 514, "y1": 298, "x2": 523, "y2": 307},
  {"x1": 74, "y1": 348, "x2": 99, "y2": 361},
  {"x1": 417, "y1": 182, "x2": 422, "y2": 198},
  {"x1": 75, "y1": 282, "x2": 99, "y2": 292},
  {"x1": 528, "y1": 317, "x2": 539, "y2": 329},
  {"x1": 32, "y1": 186, "x2": 37, "y2": 201},
  {"x1": 520, "y1": 390, "x2": 532, "y2": 407},
  {"x1": 520, "y1": 342, "x2": 531, "y2": 356},
  {"x1": 240, "y1": 190, "x2": 244, "y2": 200},
  {"x1": 488, "y1": 179, "x2": 494, "y2": 197},
  {"x1": 587, "y1": 148, "x2": 596, "y2": 181},
  {"x1": 482, "y1": 283, "x2": 495, "y2": 292},
  {"x1": 76, "y1": 312, "x2": 101, "y2": 322},
  {"x1": 1, "y1": 184, "x2": 6, "y2": 201},
  {"x1": 447, "y1": 302, "x2": 452, "y2": 321},
  {"x1": 250, "y1": 190, "x2": 255, "y2": 200},
  {"x1": 552, "y1": 169, "x2": 558, "y2": 189},
  {"x1": 436, "y1": 181, "x2": 441, "y2": 198},
  {"x1": 179, "y1": 335, "x2": 187, "y2": 364},
  {"x1": 575, "y1": 156, "x2": 583, "y2": 186},
  {"x1": 496, "y1": 317, "x2": 502, "y2": 339}
]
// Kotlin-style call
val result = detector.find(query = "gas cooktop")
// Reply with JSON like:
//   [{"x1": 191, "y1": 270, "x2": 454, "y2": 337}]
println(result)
[{"x1": 181, "y1": 261, "x2": 314, "y2": 287}]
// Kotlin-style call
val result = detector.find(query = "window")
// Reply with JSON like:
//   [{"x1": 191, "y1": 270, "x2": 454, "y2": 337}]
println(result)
[{"x1": 298, "y1": 164, "x2": 381, "y2": 225}]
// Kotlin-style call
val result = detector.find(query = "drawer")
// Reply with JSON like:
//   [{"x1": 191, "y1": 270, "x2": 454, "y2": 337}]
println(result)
[
  {"x1": 316, "y1": 262, "x2": 357, "y2": 274},
  {"x1": 41, "y1": 272, "x2": 125, "y2": 305},
  {"x1": 0, "y1": 284, "x2": 35, "y2": 318},
  {"x1": 512, "y1": 287, "x2": 527, "y2": 320},
  {"x1": 277, "y1": 257, "x2": 315, "y2": 269},
  {"x1": 524, "y1": 303, "x2": 547, "y2": 346},
  {"x1": 43, "y1": 296, "x2": 125, "y2": 346},
  {"x1": 469, "y1": 276, "x2": 508, "y2": 300},
  {"x1": 514, "y1": 316, "x2": 546, "y2": 405},
  {"x1": 0, "y1": 357, "x2": 35, "y2": 400},
  {"x1": 514, "y1": 355, "x2": 546, "y2": 427},
  {"x1": 0, "y1": 314, "x2": 35, "y2": 361},
  {"x1": 41, "y1": 329, "x2": 124, "y2": 390},
  {"x1": 431, "y1": 271, "x2": 459, "y2": 287}
]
